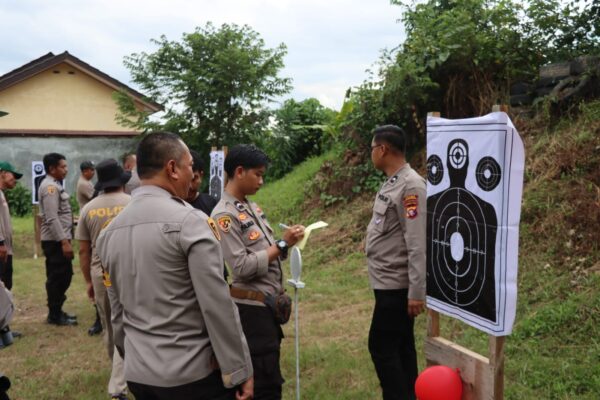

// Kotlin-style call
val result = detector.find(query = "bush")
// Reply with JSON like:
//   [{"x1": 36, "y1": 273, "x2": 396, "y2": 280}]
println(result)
[{"x1": 4, "y1": 183, "x2": 32, "y2": 217}]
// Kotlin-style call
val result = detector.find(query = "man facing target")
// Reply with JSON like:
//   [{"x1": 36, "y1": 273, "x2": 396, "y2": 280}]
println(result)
[{"x1": 365, "y1": 125, "x2": 426, "y2": 400}]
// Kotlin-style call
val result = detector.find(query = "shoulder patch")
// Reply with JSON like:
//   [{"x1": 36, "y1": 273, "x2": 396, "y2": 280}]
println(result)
[
  {"x1": 207, "y1": 217, "x2": 221, "y2": 241},
  {"x1": 47, "y1": 185, "x2": 57, "y2": 195},
  {"x1": 403, "y1": 194, "x2": 419, "y2": 219},
  {"x1": 217, "y1": 216, "x2": 232, "y2": 233},
  {"x1": 238, "y1": 213, "x2": 248, "y2": 221},
  {"x1": 248, "y1": 230, "x2": 261, "y2": 241}
]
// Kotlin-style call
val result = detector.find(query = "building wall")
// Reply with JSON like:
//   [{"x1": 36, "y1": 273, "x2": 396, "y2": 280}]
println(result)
[
  {"x1": 0, "y1": 62, "x2": 141, "y2": 132},
  {"x1": 0, "y1": 136, "x2": 138, "y2": 197}
]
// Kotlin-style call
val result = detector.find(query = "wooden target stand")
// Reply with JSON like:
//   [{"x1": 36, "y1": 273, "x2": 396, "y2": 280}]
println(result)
[{"x1": 425, "y1": 106, "x2": 508, "y2": 400}]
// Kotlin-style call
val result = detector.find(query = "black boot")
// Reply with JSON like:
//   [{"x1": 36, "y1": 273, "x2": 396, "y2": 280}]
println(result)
[
  {"x1": 47, "y1": 310, "x2": 77, "y2": 326},
  {"x1": 88, "y1": 305, "x2": 103, "y2": 336}
]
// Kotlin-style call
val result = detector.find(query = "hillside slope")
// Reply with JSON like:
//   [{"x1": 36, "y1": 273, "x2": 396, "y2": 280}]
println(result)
[{"x1": 253, "y1": 102, "x2": 600, "y2": 399}]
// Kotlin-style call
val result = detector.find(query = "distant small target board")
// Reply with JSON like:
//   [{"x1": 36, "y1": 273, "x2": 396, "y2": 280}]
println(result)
[{"x1": 426, "y1": 112, "x2": 524, "y2": 336}]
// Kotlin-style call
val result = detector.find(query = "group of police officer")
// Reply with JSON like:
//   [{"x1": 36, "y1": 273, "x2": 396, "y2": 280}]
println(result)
[{"x1": 3, "y1": 123, "x2": 426, "y2": 400}]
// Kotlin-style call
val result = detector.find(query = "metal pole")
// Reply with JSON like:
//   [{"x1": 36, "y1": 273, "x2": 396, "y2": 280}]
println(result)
[{"x1": 294, "y1": 286, "x2": 300, "y2": 400}]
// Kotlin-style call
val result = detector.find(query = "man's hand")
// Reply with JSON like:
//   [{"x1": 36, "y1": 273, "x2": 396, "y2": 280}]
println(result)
[
  {"x1": 236, "y1": 376, "x2": 254, "y2": 400},
  {"x1": 282, "y1": 225, "x2": 305, "y2": 247},
  {"x1": 408, "y1": 299, "x2": 425, "y2": 318},
  {"x1": 61, "y1": 240, "x2": 74, "y2": 259},
  {"x1": 86, "y1": 281, "x2": 95, "y2": 302},
  {"x1": 0, "y1": 244, "x2": 7, "y2": 263}
]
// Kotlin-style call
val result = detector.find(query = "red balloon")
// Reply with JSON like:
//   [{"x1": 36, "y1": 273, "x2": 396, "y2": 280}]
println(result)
[{"x1": 415, "y1": 365, "x2": 463, "y2": 400}]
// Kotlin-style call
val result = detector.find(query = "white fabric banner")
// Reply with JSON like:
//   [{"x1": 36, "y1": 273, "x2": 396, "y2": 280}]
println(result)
[{"x1": 426, "y1": 112, "x2": 524, "y2": 336}]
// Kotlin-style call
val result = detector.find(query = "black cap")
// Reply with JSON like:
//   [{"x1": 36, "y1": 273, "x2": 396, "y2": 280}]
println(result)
[
  {"x1": 80, "y1": 160, "x2": 95, "y2": 171},
  {"x1": 94, "y1": 159, "x2": 131, "y2": 191}
]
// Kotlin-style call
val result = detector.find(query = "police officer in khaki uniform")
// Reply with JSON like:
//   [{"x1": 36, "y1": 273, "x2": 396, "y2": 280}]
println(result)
[
  {"x1": 0, "y1": 162, "x2": 23, "y2": 290},
  {"x1": 76, "y1": 159, "x2": 131, "y2": 400},
  {"x1": 365, "y1": 125, "x2": 426, "y2": 400},
  {"x1": 39, "y1": 153, "x2": 77, "y2": 326},
  {"x1": 97, "y1": 132, "x2": 253, "y2": 400},
  {"x1": 212, "y1": 144, "x2": 304, "y2": 400},
  {"x1": 76, "y1": 160, "x2": 95, "y2": 210}
]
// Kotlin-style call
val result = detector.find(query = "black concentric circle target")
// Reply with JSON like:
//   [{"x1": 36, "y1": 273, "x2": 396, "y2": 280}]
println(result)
[
  {"x1": 427, "y1": 155, "x2": 444, "y2": 185},
  {"x1": 428, "y1": 188, "x2": 490, "y2": 307},
  {"x1": 449, "y1": 141, "x2": 467, "y2": 169},
  {"x1": 476, "y1": 157, "x2": 502, "y2": 191}
]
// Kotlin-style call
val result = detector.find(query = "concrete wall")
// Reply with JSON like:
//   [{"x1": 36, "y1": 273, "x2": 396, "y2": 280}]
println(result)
[
  {"x1": 0, "y1": 62, "x2": 142, "y2": 131},
  {"x1": 0, "y1": 136, "x2": 138, "y2": 196}
]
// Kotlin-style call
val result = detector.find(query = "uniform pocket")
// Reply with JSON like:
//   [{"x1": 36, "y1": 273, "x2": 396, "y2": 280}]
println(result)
[{"x1": 371, "y1": 200, "x2": 389, "y2": 233}]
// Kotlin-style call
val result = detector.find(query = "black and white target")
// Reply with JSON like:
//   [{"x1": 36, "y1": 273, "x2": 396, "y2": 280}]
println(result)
[
  {"x1": 426, "y1": 111, "x2": 525, "y2": 336},
  {"x1": 476, "y1": 157, "x2": 502, "y2": 191},
  {"x1": 427, "y1": 155, "x2": 444, "y2": 185}
]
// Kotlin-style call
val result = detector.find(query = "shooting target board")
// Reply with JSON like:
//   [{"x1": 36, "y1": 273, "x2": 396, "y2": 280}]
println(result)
[
  {"x1": 426, "y1": 112, "x2": 524, "y2": 336},
  {"x1": 209, "y1": 149, "x2": 225, "y2": 202}
]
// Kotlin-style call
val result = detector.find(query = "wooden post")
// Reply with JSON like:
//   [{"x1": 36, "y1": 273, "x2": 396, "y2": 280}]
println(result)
[{"x1": 33, "y1": 205, "x2": 41, "y2": 259}]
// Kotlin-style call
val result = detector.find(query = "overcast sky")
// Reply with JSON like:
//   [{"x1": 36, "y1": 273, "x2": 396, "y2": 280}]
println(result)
[{"x1": 0, "y1": 0, "x2": 407, "y2": 110}]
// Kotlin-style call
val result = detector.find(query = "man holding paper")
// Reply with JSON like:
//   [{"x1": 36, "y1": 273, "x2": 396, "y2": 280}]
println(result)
[{"x1": 212, "y1": 144, "x2": 305, "y2": 400}]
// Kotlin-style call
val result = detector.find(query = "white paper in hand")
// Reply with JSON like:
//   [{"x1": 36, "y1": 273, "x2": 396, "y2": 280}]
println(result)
[{"x1": 297, "y1": 221, "x2": 328, "y2": 250}]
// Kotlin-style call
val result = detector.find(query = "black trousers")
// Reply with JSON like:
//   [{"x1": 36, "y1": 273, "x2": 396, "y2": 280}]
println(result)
[
  {"x1": 128, "y1": 371, "x2": 234, "y2": 400},
  {"x1": 368, "y1": 289, "x2": 418, "y2": 400},
  {"x1": 237, "y1": 303, "x2": 284, "y2": 400},
  {"x1": 41, "y1": 241, "x2": 73, "y2": 315},
  {"x1": 0, "y1": 255, "x2": 12, "y2": 290}
]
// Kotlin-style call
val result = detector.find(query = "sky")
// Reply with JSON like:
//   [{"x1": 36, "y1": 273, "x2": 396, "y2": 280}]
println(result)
[{"x1": 0, "y1": 0, "x2": 407, "y2": 110}]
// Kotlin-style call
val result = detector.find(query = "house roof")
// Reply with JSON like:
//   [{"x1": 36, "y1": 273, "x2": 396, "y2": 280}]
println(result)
[{"x1": 0, "y1": 51, "x2": 162, "y2": 112}]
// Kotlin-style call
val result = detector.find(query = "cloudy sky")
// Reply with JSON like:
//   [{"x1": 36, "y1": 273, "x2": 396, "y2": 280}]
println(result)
[{"x1": 0, "y1": 0, "x2": 407, "y2": 110}]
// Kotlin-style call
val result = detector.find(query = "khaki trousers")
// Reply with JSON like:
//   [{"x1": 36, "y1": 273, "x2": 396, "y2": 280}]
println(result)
[{"x1": 92, "y1": 264, "x2": 127, "y2": 396}]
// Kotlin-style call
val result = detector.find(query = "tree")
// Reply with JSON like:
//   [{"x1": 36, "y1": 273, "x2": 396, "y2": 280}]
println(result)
[
  {"x1": 115, "y1": 22, "x2": 292, "y2": 154},
  {"x1": 261, "y1": 98, "x2": 335, "y2": 179}
]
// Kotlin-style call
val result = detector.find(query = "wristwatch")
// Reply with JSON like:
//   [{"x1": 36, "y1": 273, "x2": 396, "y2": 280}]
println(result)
[{"x1": 275, "y1": 239, "x2": 289, "y2": 258}]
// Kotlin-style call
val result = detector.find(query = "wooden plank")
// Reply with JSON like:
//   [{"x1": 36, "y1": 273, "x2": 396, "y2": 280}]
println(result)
[
  {"x1": 425, "y1": 337, "x2": 494, "y2": 400},
  {"x1": 492, "y1": 104, "x2": 509, "y2": 113},
  {"x1": 427, "y1": 309, "x2": 440, "y2": 337}
]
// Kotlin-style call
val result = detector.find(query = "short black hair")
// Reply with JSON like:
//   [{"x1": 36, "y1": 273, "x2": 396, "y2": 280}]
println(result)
[
  {"x1": 136, "y1": 132, "x2": 187, "y2": 179},
  {"x1": 43, "y1": 153, "x2": 66, "y2": 172},
  {"x1": 190, "y1": 150, "x2": 205, "y2": 173},
  {"x1": 224, "y1": 144, "x2": 270, "y2": 178},
  {"x1": 372, "y1": 124, "x2": 406, "y2": 153}
]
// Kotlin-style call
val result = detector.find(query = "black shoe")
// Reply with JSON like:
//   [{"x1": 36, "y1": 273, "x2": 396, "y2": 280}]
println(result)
[
  {"x1": 10, "y1": 330, "x2": 22, "y2": 338},
  {"x1": 47, "y1": 314, "x2": 78, "y2": 326},
  {"x1": 88, "y1": 318, "x2": 103, "y2": 336},
  {"x1": 61, "y1": 311, "x2": 77, "y2": 320}
]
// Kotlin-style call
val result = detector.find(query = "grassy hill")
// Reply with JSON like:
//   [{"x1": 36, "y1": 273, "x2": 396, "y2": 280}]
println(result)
[{"x1": 2, "y1": 102, "x2": 599, "y2": 399}]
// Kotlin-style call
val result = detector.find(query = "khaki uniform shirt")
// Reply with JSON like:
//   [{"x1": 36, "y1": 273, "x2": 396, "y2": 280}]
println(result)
[
  {"x1": 0, "y1": 190, "x2": 13, "y2": 255},
  {"x1": 212, "y1": 191, "x2": 283, "y2": 305},
  {"x1": 365, "y1": 164, "x2": 427, "y2": 300},
  {"x1": 76, "y1": 176, "x2": 95, "y2": 210},
  {"x1": 97, "y1": 185, "x2": 252, "y2": 388},
  {"x1": 124, "y1": 169, "x2": 140, "y2": 195},
  {"x1": 75, "y1": 192, "x2": 131, "y2": 276},
  {"x1": 39, "y1": 176, "x2": 73, "y2": 241}
]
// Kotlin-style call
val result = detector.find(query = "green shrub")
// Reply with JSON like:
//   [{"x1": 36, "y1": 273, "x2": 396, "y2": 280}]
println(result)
[{"x1": 4, "y1": 182, "x2": 32, "y2": 217}]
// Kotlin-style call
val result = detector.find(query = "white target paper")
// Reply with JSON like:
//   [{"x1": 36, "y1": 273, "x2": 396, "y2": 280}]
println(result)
[
  {"x1": 426, "y1": 112, "x2": 524, "y2": 336},
  {"x1": 209, "y1": 150, "x2": 225, "y2": 201}
]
